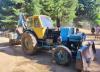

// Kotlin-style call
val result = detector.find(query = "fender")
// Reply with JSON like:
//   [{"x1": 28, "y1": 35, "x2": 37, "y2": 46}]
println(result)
[
  {"x1": 56, "y1": 45, "x2": 72, "y2": 56},
  {"x1": 24, "y1": 29, "x2": 38, "y2": 39}
]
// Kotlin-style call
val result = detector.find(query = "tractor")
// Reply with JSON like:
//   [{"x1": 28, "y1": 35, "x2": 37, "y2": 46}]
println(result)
[
  {"x1": 12, "y1": 15, "x2": 95, "y2": 71},
  {"x1": 22, "y1": 16, "x2": 84, "y2": 58}
]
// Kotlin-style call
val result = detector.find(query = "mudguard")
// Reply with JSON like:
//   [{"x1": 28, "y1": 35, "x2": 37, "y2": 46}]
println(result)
[{"x1": 24, "y1": 29, "x2": 38, "y2": 39}]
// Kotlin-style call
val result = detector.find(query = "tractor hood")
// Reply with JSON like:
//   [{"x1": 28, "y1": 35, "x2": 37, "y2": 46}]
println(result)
[{"x1": 60, "y1": 27, "x2": 84, "y2": 42}]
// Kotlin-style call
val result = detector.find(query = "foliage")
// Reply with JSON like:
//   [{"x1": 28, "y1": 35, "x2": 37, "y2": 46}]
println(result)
[
  {"x1": 94, "y1": 0, "x2": 100, "y2": 25},
  {"x1": 77, "y1": 0, "x2": 100, "y2": 25},
  {"x1": 40, "y1": 0, "x2": 78, "y2": 26},
  {"x1": 25, "y1": 0, "x2": 42, "y2": 15},
  {"x1": 95, "y1": 13, "x2": 100, "y2": 25},
  {"x1": 77, "y1": 0, "x2": 96, "y2": 18},
  {"x1": 0, "y1": 0, "x2": 25, "y2": 28},
  {"x1": 1, "y1": 0, "x2": 100, "y2": 28}
]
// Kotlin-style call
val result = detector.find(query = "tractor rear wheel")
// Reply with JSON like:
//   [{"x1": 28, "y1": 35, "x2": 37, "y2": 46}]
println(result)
[
  {"x1": 53, "y1": 45, "x2": 72, "y2": 65},
  {"x1": 21, "y1": 32, "x2": 37, "y2": 55}
]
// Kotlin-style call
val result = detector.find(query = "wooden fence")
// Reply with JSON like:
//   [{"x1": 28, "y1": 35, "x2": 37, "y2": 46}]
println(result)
[{"x1": 86, "y1": 34, "x2": 100, "y2": 41}]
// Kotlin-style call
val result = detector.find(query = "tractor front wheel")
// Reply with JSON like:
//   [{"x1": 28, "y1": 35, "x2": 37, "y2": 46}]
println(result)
[
  {"x1": 53, "y1": 45, "x2": 72, "y2": 65},
  {"x1": 21, "y1": 32, "x2": 37, "y2": 55}
]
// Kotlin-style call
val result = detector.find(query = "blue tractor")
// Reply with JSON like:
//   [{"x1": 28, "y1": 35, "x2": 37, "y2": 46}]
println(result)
[{"x1": 52, "y1": 27, "x2": 85, "y2": 65}]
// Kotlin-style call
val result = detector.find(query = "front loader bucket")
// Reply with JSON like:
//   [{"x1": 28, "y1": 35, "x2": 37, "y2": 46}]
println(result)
[{"x1": 76, "y1": 41, "x2": 95, "y2": 71}]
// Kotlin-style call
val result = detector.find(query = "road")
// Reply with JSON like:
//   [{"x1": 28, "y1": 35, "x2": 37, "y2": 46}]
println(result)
[{"x1": 0, "y1": 37, "x2": 100, "y2": 72}]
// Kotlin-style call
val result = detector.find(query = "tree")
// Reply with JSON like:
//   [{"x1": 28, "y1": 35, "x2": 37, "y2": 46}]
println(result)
[
  {"x1": 40, "y1": 0, "x2": 78, "y2": 26},
  {"x1": 0, "y1": 0, "x2": 25, "y2": 28},
  {"x1": 0, "y1": 0, "x2": 78, "y2": 28},
  {"x1": 94, "y1": 0, "x2": 100, "y2": 25},
  {"x1": 25, "y1": 0, "x2": 42, "y2": 15},
  {"x1": 76, "y1": 0, "x2": 100, "y2": 26},
  {"x1": 95, "y1": 13, "x2": 100, "y2": 25},
  {"x1": 77, "y1": 0, "x2": 96, "y2": 18}
]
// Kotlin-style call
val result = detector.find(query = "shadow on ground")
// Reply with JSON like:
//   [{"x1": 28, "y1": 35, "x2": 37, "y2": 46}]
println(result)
[
  {"x1": 0, "y1": 43, "x2": 76, "y2": 72},
  {"x1": 95, "y1": 48, "x2": 100, "y2": 64},
  {"x1": 0, "y1": 41, "x2": 100, "y2": 72},
  {"x1": 0, "y1": 42, "x2": 9, "y2": 46}
]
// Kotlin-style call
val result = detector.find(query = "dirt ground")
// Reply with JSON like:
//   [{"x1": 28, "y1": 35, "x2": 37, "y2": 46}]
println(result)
[
  {"x1": 0, "y1": 28, "x2": 100, "y2": 72},
  {"x1": 0, "y1": 37, "x2": 76, "y2": 72}
]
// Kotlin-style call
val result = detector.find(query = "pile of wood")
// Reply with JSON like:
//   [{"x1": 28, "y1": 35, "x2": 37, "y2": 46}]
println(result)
[
  {"x1": 8, "y1": 32, "x2": 21, "y2": 45},
  {"x1": 9, "y1": 39, "x2": 21, "y2": 45}
]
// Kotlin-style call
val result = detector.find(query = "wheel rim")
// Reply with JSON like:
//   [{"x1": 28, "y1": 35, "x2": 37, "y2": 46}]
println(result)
[{"x1": 55, "y1": 48, "x2": 69, "y2": 64}]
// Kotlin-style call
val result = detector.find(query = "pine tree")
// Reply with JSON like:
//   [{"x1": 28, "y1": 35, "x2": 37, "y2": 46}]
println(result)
[
  {"x1": 0, "y1": 0, "x2": 25, "y2": 28},
  {"x1": 25, "y1": 0, "x2": 42, "y2": 15},
  {"x1": 94, "y1": 0, "x2": 100, "y2": 25},
  {"x1": 40, "y1": 0, "x2": 78, "y2": 26}
]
